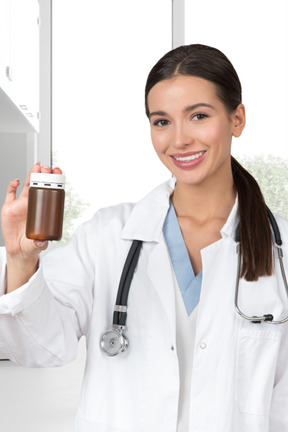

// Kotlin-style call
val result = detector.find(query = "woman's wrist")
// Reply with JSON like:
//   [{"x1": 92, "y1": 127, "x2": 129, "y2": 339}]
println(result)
[{"x1": 6, "y1": 253, "x2": 39, "y2": 293}]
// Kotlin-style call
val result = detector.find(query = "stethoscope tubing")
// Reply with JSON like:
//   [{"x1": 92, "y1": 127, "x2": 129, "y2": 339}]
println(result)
[
  {"x1": 113, "y1": 240, "x2": 142, "y2": 327},
  {"x1": 234, "y1": 207, "x2": 288, "y2": 324}
]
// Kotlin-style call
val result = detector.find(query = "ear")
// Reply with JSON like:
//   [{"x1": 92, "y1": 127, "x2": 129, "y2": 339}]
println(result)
[{"x1": 232, "y1": 104, "x2": 246, "y2": 138}]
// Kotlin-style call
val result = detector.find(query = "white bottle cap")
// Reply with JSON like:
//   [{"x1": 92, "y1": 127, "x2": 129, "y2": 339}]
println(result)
[{"x1": 30, "y1": 172, "x2": 65, "y2": 189}]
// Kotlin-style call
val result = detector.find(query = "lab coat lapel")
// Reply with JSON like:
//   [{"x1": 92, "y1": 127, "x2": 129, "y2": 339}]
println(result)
[
  {"x1": 121, "y1": 178, "x2": 176, "y2": 243},
  {"x1": 121, "y1": 178, "x2": 177, "y2": 337},
  {"x1": 146, "y1": 237, "x2": 177, "y2": 338}
]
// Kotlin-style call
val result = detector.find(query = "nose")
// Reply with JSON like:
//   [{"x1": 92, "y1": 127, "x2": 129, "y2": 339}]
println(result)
[{"x1": 173, "y1": 122, "x2": 194, "y2": 148}]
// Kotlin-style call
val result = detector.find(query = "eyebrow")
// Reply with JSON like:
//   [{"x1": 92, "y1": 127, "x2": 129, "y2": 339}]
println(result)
[
  {"x1": 148, "y1": 103, "x2": 215, "y2": 118},
  {"x1": 183, "y1": 103, "x2": 215, "y2": 113},
  {"x1": 148, "y1": 110, "x2": 167, "y2": 119}
]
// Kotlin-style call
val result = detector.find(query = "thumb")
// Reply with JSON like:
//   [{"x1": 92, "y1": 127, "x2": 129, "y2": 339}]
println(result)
[
  {"x1": 34, "y1": 240, "x2": 49, "y2": 250},
  {"x1": 20, "y1": 237, "x2": 49, "y2": 258}
]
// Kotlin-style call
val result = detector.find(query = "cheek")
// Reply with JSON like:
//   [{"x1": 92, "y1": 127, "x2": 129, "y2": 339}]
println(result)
[
  {"x1": 199, "y1": 123, "x2": 231, "y2": 146},
  {"x1": 151, "y1": 132, "x2": 168, "y2": 154}
]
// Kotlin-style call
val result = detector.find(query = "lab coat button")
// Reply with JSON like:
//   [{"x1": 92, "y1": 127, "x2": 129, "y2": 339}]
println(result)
[{"x1": 200, "y1": 343, "x2": 207, "y2": 349}]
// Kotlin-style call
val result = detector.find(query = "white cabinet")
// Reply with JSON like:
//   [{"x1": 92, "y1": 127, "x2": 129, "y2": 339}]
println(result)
[
  {"x1": 0, "y1": 0, "x2": 40, "y2": 245},
  {"x1": 0, "y1": 0, "x2": 39, "y2": 132},
  {"x1": 0, "y1": 0, "x2": 10, "y2": 95}
]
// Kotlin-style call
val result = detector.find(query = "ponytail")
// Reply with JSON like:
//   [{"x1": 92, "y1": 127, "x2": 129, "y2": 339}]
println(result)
[{"x1": 231, "y1": 156, "x2": 273, "y2": 281}]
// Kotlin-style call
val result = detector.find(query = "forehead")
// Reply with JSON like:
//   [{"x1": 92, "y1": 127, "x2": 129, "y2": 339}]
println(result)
[{"x1": 147, "y1": 75, "x2": 219, "y2": 109}]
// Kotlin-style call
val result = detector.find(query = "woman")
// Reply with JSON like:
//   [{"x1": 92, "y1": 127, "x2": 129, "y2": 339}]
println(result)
[{"x1": 0, "y1": 44, "x2": 288, "y2": 432}]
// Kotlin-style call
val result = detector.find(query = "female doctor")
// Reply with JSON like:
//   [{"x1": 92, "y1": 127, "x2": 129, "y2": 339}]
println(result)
[{"x1": 1, "y1": 44, "x2": 288, "y2": 432}]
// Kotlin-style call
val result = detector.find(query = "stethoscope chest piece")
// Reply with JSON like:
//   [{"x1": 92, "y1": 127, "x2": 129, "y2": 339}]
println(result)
[{"x1": 100, "y1": 328, "x2": 129, "y2": 356}]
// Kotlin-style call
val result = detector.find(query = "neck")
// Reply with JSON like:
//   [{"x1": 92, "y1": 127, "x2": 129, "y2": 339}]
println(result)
[{"x1": 171, "y1": 173, "x2": 236, "y2": 223}]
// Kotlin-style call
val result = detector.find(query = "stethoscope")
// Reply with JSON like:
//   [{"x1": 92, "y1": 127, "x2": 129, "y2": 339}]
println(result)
[
  {"x1": 235, "y1": 206, "x2": 288, "y2": 324},
  {"x1": 100, "y1": 240, "x2": 142, "y2": 356},
  {"x1": 100, "y1": 206, "x2": 288, "y2": 356}
]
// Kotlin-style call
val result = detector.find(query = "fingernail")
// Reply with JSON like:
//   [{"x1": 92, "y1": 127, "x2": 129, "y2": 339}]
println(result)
[
  {"x1": 36, "y1": 241, "x2": 47, "y2": 248},
  {"x1": 42, "y1": 165, "x2": 50, "y2": 169}
]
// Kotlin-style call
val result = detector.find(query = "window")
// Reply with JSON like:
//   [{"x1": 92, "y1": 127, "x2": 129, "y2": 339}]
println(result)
[
  {"x1": 184, "y1": 0, "x2": 288, "y2": 216},
  {"x1": 53, "y1": 0, "x2": 172, "y2": 239}
]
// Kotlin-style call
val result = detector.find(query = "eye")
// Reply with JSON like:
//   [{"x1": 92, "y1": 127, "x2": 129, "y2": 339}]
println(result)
[
  {"x1": 191, "y1": 113, "x2": 208, "y2": 121},
  {"x1": 153, "y1": 119, "x2": 170, "y2": 127}
]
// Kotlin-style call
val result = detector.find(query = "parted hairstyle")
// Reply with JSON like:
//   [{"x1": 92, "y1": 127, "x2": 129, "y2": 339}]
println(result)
[{"x1": 145, "y1": 44, "x2": 273, "y2": 282}]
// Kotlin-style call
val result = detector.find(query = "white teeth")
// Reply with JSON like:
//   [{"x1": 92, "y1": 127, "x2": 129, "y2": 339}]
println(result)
[{"x1": 174, "y1": 151, "x2": 205, "y2": 162}]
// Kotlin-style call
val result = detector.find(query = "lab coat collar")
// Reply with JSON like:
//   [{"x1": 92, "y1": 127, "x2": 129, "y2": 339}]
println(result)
[
  {"x1": 121, "y1": 177, "x2": 176, "y2": 242},
  {"x1": 121, "y1": 177, "x2": 239, "y2": 243},
  {"x1": 220, "y1": 195, "x2": 239, "y2": 241}
]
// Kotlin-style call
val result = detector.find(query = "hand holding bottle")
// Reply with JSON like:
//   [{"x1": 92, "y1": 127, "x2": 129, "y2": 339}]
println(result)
[{"x1": 1, "y1": 163, "x2": 62, "y2": 293}]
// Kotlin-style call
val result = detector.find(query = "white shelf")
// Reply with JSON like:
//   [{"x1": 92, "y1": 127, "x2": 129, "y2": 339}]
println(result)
[{"x1": 0, "y1": 87, "x2": 37, "y2": 133}]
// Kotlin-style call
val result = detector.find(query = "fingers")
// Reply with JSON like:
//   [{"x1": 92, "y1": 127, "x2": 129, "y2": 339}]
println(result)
[
  {"x1": 39, "y1": 165, "x2": 62, "y2": 175},
  {"x1": 8, "y1": 163, "x2": 63, "y2": 203},
  {"x1": 19, "y1": 164, "x2": 63, "y2": 201},
  {"x1": 31, "y1": 163, "x2": 41, "y2": 174},
  {"x1": 52, "y1": 167, "x2": 62, "y2": 174},
  {"x1": 41, "y1": 165, "x2": 52, "y2": 173},
  {"x1": 38, "y1": 165, "x2": 62, "y2": 174},
  {"x1": 20, "y1": 163, "x2": 41, "y2": 200},
  {"x1": 4, "y1": 179, "x2": 20, "y2": 204},
  {"x1": 25, "y1": 163, "x2": 55, "y2": 185}
]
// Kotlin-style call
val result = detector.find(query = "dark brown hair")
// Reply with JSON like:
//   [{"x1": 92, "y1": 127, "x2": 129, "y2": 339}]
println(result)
[{"x1": 145, "y1": 44, "x2": 273, "y2": 281}]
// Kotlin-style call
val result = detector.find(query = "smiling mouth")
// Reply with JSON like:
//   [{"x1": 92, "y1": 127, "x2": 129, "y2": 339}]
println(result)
[{"x1": 173, "y1": 151, "x2": 206, "y2": 162}]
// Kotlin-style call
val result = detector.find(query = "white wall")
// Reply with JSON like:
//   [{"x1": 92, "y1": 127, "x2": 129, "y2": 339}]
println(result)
[{"x1": 184, "y1": 0, "x2": 288, "y2": 160}]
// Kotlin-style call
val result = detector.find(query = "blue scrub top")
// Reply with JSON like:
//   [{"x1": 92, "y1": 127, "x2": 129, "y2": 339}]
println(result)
[{"x1": 163, "y1": 202, "x2": 202, "y2": 316}]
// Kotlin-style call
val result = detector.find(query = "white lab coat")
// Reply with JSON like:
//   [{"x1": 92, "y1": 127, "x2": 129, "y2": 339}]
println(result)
[{"x1": 0, "y1": 178, "x2": 288, "y2": 432}]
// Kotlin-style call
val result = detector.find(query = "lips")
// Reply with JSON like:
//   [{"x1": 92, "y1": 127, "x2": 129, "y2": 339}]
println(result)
[
  {"x1": 172, "y1": 151, "x2": 206, "y2": 162},
  {"x1": 171, "y1": 151, "x2": 206, "y2": 170}
]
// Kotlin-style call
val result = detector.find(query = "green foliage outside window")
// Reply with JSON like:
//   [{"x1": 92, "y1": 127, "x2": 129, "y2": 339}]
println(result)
[
  {"x1": 236, "y1": 154, "x2": 288, "y2": 219},
  {"x1": 61, "y1": 180, "x2": 88, "y2": 243},
  {"x1": 53, "y1": 153, "x2": 89, "y2": 242}
]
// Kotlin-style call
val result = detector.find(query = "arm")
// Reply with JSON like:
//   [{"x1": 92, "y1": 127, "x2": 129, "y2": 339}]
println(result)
[
  {"x1": 1, "y1": 164, "x2": 61, "y2": 293},
  {"x1": 0, "y1": 164, "x2": 93, "y2": 367}
]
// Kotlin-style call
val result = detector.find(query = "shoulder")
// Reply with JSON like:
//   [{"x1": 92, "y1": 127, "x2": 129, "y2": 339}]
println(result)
[
  {"x1": 94, "y1": 201, "x2": 136, "y2": 224},
  {"x1": 81, "y1": 202, "x2": 136, "y2": 237},
  {"x1": 79, "y1": 178, "x2": 175, "y2": 237}
]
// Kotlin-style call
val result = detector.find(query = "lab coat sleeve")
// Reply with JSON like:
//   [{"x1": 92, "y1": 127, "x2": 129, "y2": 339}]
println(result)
[{"x1": 0, "y1": 219, "x2": 96, "y2": 367}]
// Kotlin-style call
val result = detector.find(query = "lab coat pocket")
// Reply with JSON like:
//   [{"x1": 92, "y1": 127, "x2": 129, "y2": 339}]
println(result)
[{"x1": 236, "y1": 328, "x2": 281, "y2": 415}]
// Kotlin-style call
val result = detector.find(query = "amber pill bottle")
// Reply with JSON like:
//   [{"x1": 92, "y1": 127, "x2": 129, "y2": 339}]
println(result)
[{"x1": 26, "y1": 173, "x2": 65, "y2": 241}]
